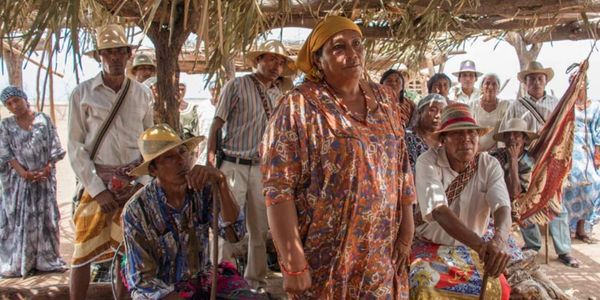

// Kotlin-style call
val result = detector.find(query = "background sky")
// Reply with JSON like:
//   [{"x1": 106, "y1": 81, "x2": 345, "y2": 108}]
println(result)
[{"x1": 0, "y1": 28, "x2": 598, "y2": 105}]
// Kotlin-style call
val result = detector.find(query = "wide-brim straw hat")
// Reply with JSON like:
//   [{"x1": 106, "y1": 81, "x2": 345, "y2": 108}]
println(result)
[
  {"x1": 245, "y1": 40, "x2": 296, "y2": 76},
  {"x1": 130, "y1": 124, "x2": 205, "y2": 177},
  {"x1": 433, "y1": 103, "x2": 492, "y2": 140},
  {"x1": 518, "y1": 61, "x2": 554, "y2": 82},
  {"x1": 452, "y1": 60, "x2": 483, "y2": 77},
  {"x1": 493, "y1": 118, "x2": 539, "y2": 142},
  {"x1": 84, "y1": 24, "x2": 137, "y2": 60}
]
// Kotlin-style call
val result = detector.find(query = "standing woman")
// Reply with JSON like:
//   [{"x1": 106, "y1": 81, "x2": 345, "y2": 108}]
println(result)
[
  {"x1": 405, "y1": 93, "x2": 447, "y2": 171},
  {"x1": 261, "y1": 16, "x2": 416, "y2": 299},
  {"x1": 564, "y1": 73, "x2": 600, "y2": 242},
  {"x1": 0, "y1": 86, "x2": 66, "y2": 277},
  {"x1": 471, "y1": 73, "x2": 510, "y2": 151},
  {"x1": 381, "y1": 69, "x2": 416, "y2": 127},
  {"x1": 427, "y1": 73, "x2": 452, "y2": 101}
]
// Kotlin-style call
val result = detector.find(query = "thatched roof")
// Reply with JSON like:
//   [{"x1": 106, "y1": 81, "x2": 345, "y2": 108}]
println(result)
[{"x1": 2, "y1": 0, "x2": 600, "y2": 78}]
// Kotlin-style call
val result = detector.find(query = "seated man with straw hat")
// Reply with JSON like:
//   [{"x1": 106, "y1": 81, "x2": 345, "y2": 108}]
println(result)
[
  {"x1": 122, "y1": 124, "x2": 246, "y2": 299},
  {"x1": 69, "y1": 23, "x2": 154, "y2": 299},
  {"x1": 206, "y1": 39, "x2": 295, "y2": 289},
  {"x1": 410, "y1": 103, "x2": 511, "y2": 299},
  {"x1": 130, "y1": 53, "x2": 156, "y2": 83}
]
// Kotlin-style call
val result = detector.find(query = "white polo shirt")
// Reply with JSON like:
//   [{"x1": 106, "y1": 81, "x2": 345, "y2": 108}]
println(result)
[{"x1": 415, "y1": 147, "x2": 510, "y2": 246}]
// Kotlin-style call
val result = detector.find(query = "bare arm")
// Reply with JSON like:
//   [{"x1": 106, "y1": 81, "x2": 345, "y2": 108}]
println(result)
[
  {"x1": 215, "y1": 174, "x2": 239, "y2": 224},
  {"x1": 432, "y1": 205, "x2": 485, "y2": 252},
  {"x1": 505, "y1": 159, "x2": 521, "y2": 201},
  {"x1": 206, "y1": 117, "x2": 224, "y2": 168}
]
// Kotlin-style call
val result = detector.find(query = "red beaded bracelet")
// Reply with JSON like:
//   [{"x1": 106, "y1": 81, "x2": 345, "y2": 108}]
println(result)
[{"x1": 280, "y1": 263, "x2": 309, "y2": 276}]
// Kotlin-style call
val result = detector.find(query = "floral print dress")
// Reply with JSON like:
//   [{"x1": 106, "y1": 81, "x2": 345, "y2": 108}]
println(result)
[{"x1": 262, "y1": 80, "x2": 415, "y2": 299}]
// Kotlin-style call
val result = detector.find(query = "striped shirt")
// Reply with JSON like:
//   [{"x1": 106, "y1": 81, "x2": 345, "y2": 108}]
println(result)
[
  {"x1": 499, "y1": 92, "x2": 559, "y2": 133},
  {"x1": 215, "y1": 74, "x2": 282, "y2": 159}
]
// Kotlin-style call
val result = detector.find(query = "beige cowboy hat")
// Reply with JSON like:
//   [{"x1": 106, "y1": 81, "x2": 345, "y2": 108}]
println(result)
[
  {"x1": 493, "y1": 118, "x2": 539, "y2": 142},
  {"x1": 84, "y1": 24, "x2": 137, "y2": 61},
  {"x1": 245, "y1": 40, "x2": 296, "y2": 76},
  {"x1": 127, "y1": 53, "x2": 156, "y2": 78},
  {"x1": 433, "y1": 103, "x2": 492, "y2": 140},
  {"x1": 452, "y1": 60, "x2": 483, "y2": 77},
  {"x1": 518, "y1": 61, "x2": 554, "y2": 82},
  {"x1": 130, "y1": 124, "x2": 205, "y2": 177}
]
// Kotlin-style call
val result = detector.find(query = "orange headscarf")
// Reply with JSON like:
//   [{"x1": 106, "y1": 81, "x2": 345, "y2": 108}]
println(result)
[{"x1": 296, "y1": 16, "x2": 363, "y2": 81}]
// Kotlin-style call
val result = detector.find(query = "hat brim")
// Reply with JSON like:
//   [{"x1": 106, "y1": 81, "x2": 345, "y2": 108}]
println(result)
[
  {"x1": 452, "y1": 71, "x2": 483, "y2": 77},
  {"x1": 129, "y1": 135, "x2": 205, "y2": 177},
  {"x1": 517, "y1": 68, "x2": 554, "y2": 82},
  {"x1": 245, "y1": 51, "x2": 297, "y2": 76},
  {"x1": 433, "y1": 125, "x2": 492, "y2": 141},
  {"x1": 493, "y1": 131, "x2": 539, "y2": 142},
  {"x1": 84, "y1": 44, "x2": 139, "y2": 62}
]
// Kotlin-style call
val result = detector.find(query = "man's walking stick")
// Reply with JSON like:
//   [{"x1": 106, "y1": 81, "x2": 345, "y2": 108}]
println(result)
[
  {"x1": 211, "y1": 188, "x2": 220, "y2": 300},
  {"x1": 479, "y1": 272, "x2": 489, "y2": 300}
]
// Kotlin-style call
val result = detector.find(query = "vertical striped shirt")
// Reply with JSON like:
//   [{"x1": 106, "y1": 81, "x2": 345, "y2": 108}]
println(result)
[
  {"x1": 499, "y1": 92, "x2": 559, "y2": 133},
  {"x1": 215, "y1": 74, "x2": 282, "y2": 159}
]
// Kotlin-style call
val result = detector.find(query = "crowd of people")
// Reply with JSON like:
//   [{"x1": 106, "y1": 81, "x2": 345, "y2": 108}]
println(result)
[{"x1": 0, "y1": 15, "x2": 598, "y2": 300}]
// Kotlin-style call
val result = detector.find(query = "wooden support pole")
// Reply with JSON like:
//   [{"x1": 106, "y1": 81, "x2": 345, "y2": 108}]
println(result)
[{"x1": 545, "y1": 224, "x2": 550, "y2": 264}]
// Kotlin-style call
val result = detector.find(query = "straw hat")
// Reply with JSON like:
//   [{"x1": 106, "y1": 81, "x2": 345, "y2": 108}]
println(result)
[
  {"x1": 129, "y1": 124, "x2": 205, "y2": 177},
  {"x1": 518, "y1": 61, "x2": 554, "y2": 82},
  {"x1": 452, "y1": 60, "x2": 483, "y2": 77},
  {"x1": 434, "y1": 103, "x2": 492, "y2": 139},
  {"x1": 245, "y1": 40, "x2": 296, "y2": 76},
  {"x1": 493, "y1": 118, "x2": 539, "y2": 142},
  {"x1": 84, "y1": 24, "x2": 136, "y2": 59},
  {"x1": 132, "y1": 53, "x2": 156, "y2": 70}
]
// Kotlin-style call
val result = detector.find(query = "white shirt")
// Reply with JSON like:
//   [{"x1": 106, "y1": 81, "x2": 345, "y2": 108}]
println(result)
[
  {"x1": 68, "y1": 73, "x2": 154, "y2": 198},
  {"x1": 415, "y1": 147, "x2": 510, "y2": 246},
  {"x1": 469, "y1": 99, "x2": 510, "y2": 151},
  {"x1": 449, "y1": 86, "x2": 481, "y2": 103},
  {"x1": 499, "y1": 92, "x2": 559, "y2": 133}
]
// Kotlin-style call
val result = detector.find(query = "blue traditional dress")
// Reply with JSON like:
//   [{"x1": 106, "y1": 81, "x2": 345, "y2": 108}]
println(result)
[
  {"x1": 0, "y1": 112, "x2": 66, "y2": 277},
  {"x1": 563, "y1": 100, "x2": 600, "y2": 234}
]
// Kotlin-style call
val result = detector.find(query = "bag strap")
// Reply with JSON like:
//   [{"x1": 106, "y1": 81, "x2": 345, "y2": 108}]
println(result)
[
  {"x1": 518, "y1": 97, "x2": 546, "y2": 125},
  {"x1": 248, "y1": 75, "x2": 273, "y2": 119},
  {"x1": 445, "y1": 153, "x2": 481, "y2": 206},
  {"x1": 89, "y1": 78, "x2": 132, "y2": 160}
]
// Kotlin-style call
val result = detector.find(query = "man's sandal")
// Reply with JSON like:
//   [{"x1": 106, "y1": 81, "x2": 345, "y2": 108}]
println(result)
[
  {"x1": 575, "y1": 233, "x2": 599, "y2": 244},
  {"x1": 558, "y1": 254, "x2": 580, "y2": 268}
]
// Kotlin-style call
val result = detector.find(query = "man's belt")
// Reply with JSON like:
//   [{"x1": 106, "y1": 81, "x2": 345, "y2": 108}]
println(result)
[{"x1": 222, "y1": 154, "x2": 260, "y2": 166}]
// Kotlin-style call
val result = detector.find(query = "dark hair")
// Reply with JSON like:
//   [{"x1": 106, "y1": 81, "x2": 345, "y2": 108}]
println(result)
[
  {"x1": 427, "y1": 73, "x2": 451, "y2": 93},
  {"x1": 380, "y1": 69, "x2": 405, "y2": 101}
]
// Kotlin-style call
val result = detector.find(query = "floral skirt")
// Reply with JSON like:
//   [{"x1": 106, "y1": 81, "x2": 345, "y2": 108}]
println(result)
[{"x1": 409, "y1": 239, "x2": 510, "y2": 299}]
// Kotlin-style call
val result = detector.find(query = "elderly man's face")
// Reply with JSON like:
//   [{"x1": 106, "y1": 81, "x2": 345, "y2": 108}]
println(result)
[
  {"x1": 525, "y1": 73, "x2": 547, "y2": 98},
  {"x1": 151, "y1": 145, "x2": 193, "y2": 186},
  {"x1": 459, "y1": 72, "x2": 477, "y2": 89},
  {"x1": 442, "y1": 129, "x2": 479, "y2": 164},
  {"x1": 99, "y1": 46, "x2": 132, "y2": 76}
]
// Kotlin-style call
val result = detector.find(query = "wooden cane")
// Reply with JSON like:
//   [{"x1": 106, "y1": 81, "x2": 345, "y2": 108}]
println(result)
[
  {"x1": 479, "y1": 272, "x2": 489, "y2": 300},
  {"x1": 211, "y1": 188, "x2": 219, "y2": 300}
]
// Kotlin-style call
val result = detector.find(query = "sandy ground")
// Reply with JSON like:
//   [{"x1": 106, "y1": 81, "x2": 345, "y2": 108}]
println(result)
[{"x1": 0, "y1": 105, "x2": 599, "y2": 299}]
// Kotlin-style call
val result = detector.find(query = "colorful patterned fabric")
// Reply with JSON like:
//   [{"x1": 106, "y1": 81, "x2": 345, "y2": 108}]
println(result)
[
  {"x1": 397, "y1": 97, "x2": 416, "y2": 128},
  {"x1": 71, "y1": 191, "x2": 123, "y2": 267},
  {"x1": 409, "y1": 239, "x2": 510, "y2": 300},
  {"x1": 405, "y1": 131, "x2": 429, "y2": 173},
  {"x1": 563, "y1": 100, "x2": 600, "y2": 234},
  {"x1": 514, "y1": 63, "x2": 587, "y2": 225},
  {"x1": 0, "y1": 112, "x2": 66, "y2": 277},
  {"x1": 262, "y1": 80, "x2": 416, "y2": 299},
  {"x1": 122, "y1": 180, "x2": 244, "y2": 299}
]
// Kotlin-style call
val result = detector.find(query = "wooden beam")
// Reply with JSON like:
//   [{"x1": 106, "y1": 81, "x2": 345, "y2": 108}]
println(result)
[{"x1": 522, "y1": 20, "x2": 600, "y2": 43}]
